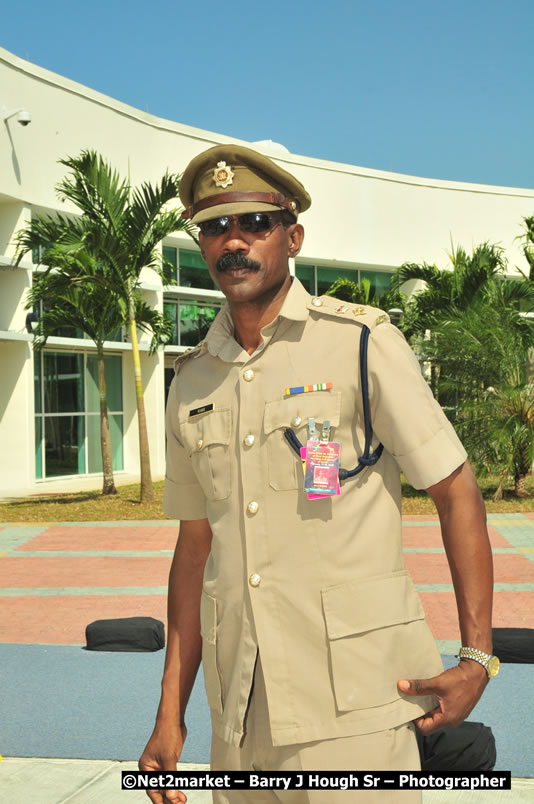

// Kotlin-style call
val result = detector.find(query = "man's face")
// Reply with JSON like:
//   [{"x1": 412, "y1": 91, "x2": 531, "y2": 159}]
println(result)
[{"x1": 199, "y1": 211, "x2": 304, "y2": 306}]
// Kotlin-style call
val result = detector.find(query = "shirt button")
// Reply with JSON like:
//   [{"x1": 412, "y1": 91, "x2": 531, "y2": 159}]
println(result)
[
  {"x1": 249, "y1": 573, "x2": 261, "y2": 587},
  {"x1": 243, "y1": 369, "x2": 255, "y2": 382},
  {"x1": 243, "y1": 434, "x2": 255, "y2": 447},
  {"x1": 196, "y1": 439, "x2": 204, "y2": 450},
  {"x1": 247, "y1": 501, "x2": 259, "y2": 515},
  {"x1": 291, "y1": 415, "x2": 302, "y2": 427},
  {"x1": 311, "y1": 297, "x2": 322, "y2": 307}
]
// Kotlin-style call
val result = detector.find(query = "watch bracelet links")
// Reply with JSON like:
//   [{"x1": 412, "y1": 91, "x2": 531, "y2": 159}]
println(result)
[{"x1": 458, "y1": 646, "x2": 499, "y2": 677}]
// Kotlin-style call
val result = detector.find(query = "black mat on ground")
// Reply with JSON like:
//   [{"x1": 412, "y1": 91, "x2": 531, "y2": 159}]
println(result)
[
  {"x1": 492, "y1": 627, "x2": 534, "y2": 664},
  {"x1": 1, "y1": 646, "x2": 532, "y2": 777}
]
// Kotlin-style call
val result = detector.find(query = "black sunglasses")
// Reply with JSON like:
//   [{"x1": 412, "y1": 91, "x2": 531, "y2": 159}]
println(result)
[{"x1": 197, "y1": 211, "x2": 287, "y2": 237}]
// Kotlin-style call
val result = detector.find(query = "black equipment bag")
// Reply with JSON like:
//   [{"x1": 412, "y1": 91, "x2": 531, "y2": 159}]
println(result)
[
  {"x1": 85, "y1": 616, "x2": 165, "y2": 652},
  {"x1": 492, "y1": 627, "x2": 534, "y2": 663},
  {"x1": 416, "y1": 721, "x2": 496, "y2": 771}
]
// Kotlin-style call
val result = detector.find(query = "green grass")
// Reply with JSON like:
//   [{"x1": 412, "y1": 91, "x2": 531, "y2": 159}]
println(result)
[{"x1": 0, "y1": 475, "x2": 533, "y2": 522}]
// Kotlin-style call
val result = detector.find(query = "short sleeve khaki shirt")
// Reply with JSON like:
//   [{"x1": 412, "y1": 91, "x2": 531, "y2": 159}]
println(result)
[{"x1": 164, "y1": 278, "x2": 467, "y2": 747}]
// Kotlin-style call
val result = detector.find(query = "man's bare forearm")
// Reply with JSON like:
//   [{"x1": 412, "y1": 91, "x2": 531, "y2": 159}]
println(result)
[
  {"x1": 427, "y1": 461, "x2": 493, "y2": 653},
  {"x1": 157, "y1": 518, "x2": 212, "y2": 724}
]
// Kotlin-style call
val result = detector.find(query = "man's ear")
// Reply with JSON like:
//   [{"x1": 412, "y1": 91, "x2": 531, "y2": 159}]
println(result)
[{"x1": 288, "y1": 223, "x2": 304, "y2": 258}]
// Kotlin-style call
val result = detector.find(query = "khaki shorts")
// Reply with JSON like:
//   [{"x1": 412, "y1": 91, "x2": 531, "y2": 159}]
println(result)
[{"x1": 210, "y1": 658, "x2": 421, "y2": 803}]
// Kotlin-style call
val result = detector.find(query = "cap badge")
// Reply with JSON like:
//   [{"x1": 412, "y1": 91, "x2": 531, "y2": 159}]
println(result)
[{"x1": 213, "y1": 161, "x2": 234, "y2": 189}]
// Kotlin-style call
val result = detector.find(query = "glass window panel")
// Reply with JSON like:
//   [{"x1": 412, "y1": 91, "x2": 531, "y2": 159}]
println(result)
[
  {"x1": 34, "y1": 353, "x2": 42, "y2": 414},
  {"x1": 86, "y1": 354, "x2": 123, "y2": 413},
  {"x1": 164, "y1": 301, "x2": 178, "y2": 345},
  {"x1": 54, "y1": 324, "x2": 83, "y2": 338},
  {"x1": 104, "y1": 355, "x2": 123, "y2": 411},
  {"x1": 295, "y1": 264, "x2": 315, "y2": 294},
  {"x1": 87, "y1": 413, "x2": 123, "y2": 473},
  {"x1": 87, "y1": 415, "x2": 100, "y2": 474},
  {"x1": 360, "y1": 270, "x2": 393, "y2": 301},
  {"x1": 106, "y1": 327, "x2": 123, "y2": 343},
  {"x1": 179, "y1": 249, "x2": 215, "y2": 290},
  {"x1": 44, "y1": 416, "x2": 85, "y2": 477},
  {"x1": 163, "y1": 245, "x2": 178, "y2": 284},
  {"x1": 316, "y1": 266, "x2": 357, "y2": 297},
  {"x1": 35, "y1": 417, "x2": 43, "y2": 479},
  {"x1": 179, "y1": 302, "x2": 220, "y2": 346},
  {"x1": 110, "y1": 414, "x2": 124, "y2": 471},
  {"x1": 164, "y1": 367, "x2": 175, "y2": 407},
  {"x1": 43, "y1": 353, "x2": 84, "y2": 413}
]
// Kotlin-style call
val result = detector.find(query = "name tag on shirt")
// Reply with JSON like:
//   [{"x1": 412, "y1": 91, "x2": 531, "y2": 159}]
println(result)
[{"x1": 189, "y1": 404, "x2": 214, "y2": 417}]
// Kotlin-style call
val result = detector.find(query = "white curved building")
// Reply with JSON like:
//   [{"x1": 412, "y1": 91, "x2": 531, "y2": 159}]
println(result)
[{"x1": 1, "y1": 46, "x2": 533, "y2": 496}]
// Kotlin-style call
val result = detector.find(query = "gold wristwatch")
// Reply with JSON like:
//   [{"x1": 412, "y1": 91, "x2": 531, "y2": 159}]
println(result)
[{"x1": 458, "y1": 647, "x2": 500, "y2": 678}]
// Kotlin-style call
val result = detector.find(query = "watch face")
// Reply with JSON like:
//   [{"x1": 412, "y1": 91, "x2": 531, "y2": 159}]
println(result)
[{"x1": 488, "y1": 656, "x2": 500, "y2": 678}]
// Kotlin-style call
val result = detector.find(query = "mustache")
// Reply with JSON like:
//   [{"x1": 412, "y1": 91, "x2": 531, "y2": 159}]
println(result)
[{"x1": 216, "y1": 253, "x2": 261, "y2": 273}]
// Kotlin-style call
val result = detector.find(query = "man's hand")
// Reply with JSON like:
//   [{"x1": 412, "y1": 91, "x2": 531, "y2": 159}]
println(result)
[
  {"x1": 138, "y1": 720, "x2": 188, "y2": 804},
  {"x1": 398, "y1": 659, "x2": 488, "y2": 734}
]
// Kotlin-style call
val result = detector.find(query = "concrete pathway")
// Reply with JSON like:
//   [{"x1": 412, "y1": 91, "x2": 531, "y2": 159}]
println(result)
[{"x1": 1, "y1": 759, "x2": 533, "y2": 803}]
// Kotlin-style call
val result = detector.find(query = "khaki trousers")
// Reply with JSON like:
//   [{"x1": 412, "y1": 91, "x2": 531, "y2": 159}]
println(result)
[{"x1": 211, "y1": 658, "x2": 421, "y2": 803}]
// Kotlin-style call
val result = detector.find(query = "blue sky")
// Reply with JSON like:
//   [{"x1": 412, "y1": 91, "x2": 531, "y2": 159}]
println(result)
[{"x1": 2, "y1": 0, "x2": 534, "y2": 188}]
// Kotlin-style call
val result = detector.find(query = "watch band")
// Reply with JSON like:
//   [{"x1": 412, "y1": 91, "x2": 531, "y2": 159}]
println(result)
[{"x1": 458, "y1": 647, "x2": 500, "y2": 678}]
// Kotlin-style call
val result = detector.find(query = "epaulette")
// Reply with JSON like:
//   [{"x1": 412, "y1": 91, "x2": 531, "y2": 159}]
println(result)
[
  {"x1": 307, "y1": 294, "x2": 390, "y2": 330},
  {"x1": 173, "y1": 340, "x2": 208, "y2": 375}
]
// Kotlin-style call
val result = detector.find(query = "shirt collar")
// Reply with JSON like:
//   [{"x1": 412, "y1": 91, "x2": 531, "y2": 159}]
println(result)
[{"x1": 206, "y1": 277, "x2": 310, "y2": 361}]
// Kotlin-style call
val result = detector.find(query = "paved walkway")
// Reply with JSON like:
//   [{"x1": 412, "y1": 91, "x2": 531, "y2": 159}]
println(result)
[
  {"x1": 1, "y1": 514, "x2": 534, "y2": 802},
  {"x1": 1, "y1": 515, "x2": 533, "y2": 649}
]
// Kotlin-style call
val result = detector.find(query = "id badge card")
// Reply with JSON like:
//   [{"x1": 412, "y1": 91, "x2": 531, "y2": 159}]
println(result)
[{"x1": 303, "y1": 440, "x2": 341, "y2": 496}]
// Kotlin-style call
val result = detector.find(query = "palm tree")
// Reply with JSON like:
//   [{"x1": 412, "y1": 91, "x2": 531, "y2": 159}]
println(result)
[
  {"x1": 397, "y1": 242, "x2": 507, "y2": 338},
  {"x1": 325, "y1": 275, "x2": 405, "y2": 311},
  {"x1": 518, "y1": 215, "x2": 534, "y2": 281},
  {"x1": 425, "y1": 279, "x2": 534, "y2": 498},
  {"x1": 16, "y1": 150, "x2": 194, "y2": 502}
]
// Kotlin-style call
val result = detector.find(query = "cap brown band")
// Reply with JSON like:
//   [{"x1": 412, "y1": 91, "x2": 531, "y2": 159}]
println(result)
[{"x1": 181, "y1": 191, "x2": 297, "y2": 220}]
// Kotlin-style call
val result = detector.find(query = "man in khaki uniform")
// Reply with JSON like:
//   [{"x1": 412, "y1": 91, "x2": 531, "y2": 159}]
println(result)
[{"x1": 140, "y1": 145, "x2": 495, "y2": 804}]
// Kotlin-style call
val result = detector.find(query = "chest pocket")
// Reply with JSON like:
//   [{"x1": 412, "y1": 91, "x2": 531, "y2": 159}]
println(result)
[
  {"x1": 180, "y1": 408, "x2": 232, "y2": 501},
  {"x1": 264, "y1": 391, "x2": 342, "y2": 491}
]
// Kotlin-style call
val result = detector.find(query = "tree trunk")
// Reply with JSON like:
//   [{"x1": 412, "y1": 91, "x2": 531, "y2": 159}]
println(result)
[
  {"x1": 129, "y1": 314, "x2": 154, "y2": 503},
  {"x1": 492, "y1": 481, "x2": 504, "y2": 501},
  {"x1": 514, "y1": 473, "x2": 529, "y2": 498},
  {"x1": 97, "y1": 344, "x2": 117, "y2": 495}
]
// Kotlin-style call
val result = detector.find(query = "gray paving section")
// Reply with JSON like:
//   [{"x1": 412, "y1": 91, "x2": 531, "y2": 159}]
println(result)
[
  {"x1": 0, "y1": 759, "x2": 532, "y2": 804},
  {"x1": 0, "y1": 525, "x2": 47, "y2": 551}
]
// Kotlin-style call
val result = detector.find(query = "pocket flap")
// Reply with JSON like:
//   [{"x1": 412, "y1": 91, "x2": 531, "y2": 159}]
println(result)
[
  {"x1": 180, "y1": 408, "x2": 231, "y2": 451},
  {"x1": 264, "y1": 391, "x2": 342, "y2": 435},
  {"x1": 322, "y1": 571, "x2": 424, "y2": 639},
  {"x1": 200, "y1": 591, "x2": 217, "y2": 644}
]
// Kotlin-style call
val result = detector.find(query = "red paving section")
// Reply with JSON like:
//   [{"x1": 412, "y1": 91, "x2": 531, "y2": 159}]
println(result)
[
  {"x1": 0, "y1": 518, "x2": 533, "y2": 644},
  {"x1": 402, "y1": 524, "x2": 509, "y2": 549},
  {"x1": 405, "y1": 551, "x2": 534, "y2": 585},
  {"x1": 0, "y1": 595, "x2": 168, "y2": 645},
  {"x1": 421, "y1": 591, "x2": 534, "y2": 640},
  {"x1": 1, "y1": 556, "x2": 172, "y2": 588},
  {"x1": 15, "y1": 525, "x2": 178, "y2": 552}
]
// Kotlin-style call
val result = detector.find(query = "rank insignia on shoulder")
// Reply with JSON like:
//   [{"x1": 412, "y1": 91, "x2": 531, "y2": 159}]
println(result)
[
  {"x1": 174, "y1": 340, "x2": 207, "y2": 374},
  {"x1": 375, "y1": 313, "x2": 389, "y2": 325},
  {"x1": 213, "y1": 161, "x2": 234, "y2": 188},
  {"x1": 352, "y1": 305, "x2": 366, "y2": 316},
  {"x1": 335, "y1": 305, "x2": 349, "y2": 313}
]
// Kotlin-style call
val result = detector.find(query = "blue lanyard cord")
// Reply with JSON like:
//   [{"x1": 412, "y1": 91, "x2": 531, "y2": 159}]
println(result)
[{"x1": 283, "y1": 324, "x2": 383, "y2": 482}]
